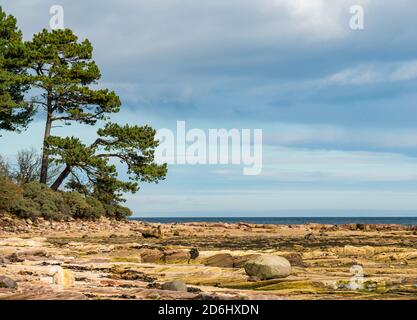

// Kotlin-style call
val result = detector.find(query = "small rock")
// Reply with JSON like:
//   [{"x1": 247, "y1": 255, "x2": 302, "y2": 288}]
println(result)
[
  {"x1": 3, "y1": 253, "x2": 24, "y2": 263},
  {"x1": 141, "y1": 226, "x2": 163, "y2": 239},
  {"x1": 304, "y1": 233, "x2": 316, "y2": 241},
  {"x1": 161, "y1": 280, "x2": 188, "y2": 292},
  {"x1": 247, "y1": 276, "x2": 260, "y2": 282},
  {"x1": 50, "y1": 266, "x2": 75, "y2": 288},
  {"x1": 0, "y1": 276, "x2": 17, "y2": 289},
  {"x1": 189, "y1": 248, "x2": 199, "y2": 260},
  {"x1": 187, "y1": 286, "x2": 202, "y2": 293}
]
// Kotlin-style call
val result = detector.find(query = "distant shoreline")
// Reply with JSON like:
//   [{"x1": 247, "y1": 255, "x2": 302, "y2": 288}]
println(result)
[{"x1": 130, "y1": 216, "x2": 417, "y2": 226}]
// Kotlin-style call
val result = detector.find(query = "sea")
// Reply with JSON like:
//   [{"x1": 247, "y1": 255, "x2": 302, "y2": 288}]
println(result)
[{"x1": 130, "y1": 217, "x2": 417, "y2": 226}]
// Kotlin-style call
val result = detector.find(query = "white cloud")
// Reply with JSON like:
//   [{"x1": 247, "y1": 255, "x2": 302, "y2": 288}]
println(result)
[
  {"x1": 210, "y1": 145, "x2": 417, "y2": 183},
  {"x1": 260, "y1": 146, "x2": 417, "y2": 182},
  {"x1": 323, "y1": 59, "x2": 417, "y2": 85}
]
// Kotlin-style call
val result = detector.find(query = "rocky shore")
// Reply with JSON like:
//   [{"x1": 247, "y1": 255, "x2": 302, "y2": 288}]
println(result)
[{"x1": 1, "y1": 215, "x2": 417, "y2": 300}]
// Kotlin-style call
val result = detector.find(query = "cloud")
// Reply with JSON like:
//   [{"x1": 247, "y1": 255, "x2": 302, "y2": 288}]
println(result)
[
  {"x1": 323, "y1": 60, "x2": 417, "y2": 85},
  {"x1": 2, "y1": 1, "x2": 417, "y2": 215},
  {"x1": 263, "y1": 123, "x2": 417, "y2": 149}
]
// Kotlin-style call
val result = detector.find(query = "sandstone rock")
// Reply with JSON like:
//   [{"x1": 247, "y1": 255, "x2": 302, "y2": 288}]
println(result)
[
  {"x1": 1, "y1": 252, "x2": 24, "y2": 263},
  {"x1": 139, "y1": 248, "x2": 164, "y2": 263},
  {"x1": 161, "y1": 280, "x2": 187, "y2": 292},
  {"x1": 343, "y1": 245, "x2": 375, "y2": 257},
  {"x1": 205, "y1": 253, "x2": 234, "y2": 268},
  {"x1": 0, "y1": 237, "x2": 46, "y2": 247},
  {"x1": 141, "y1": 226, "x2": 163, "y2": 239},
  {"x1": 232, "y1": 254, "x2": 261, "y2": 268},
  {"x1": 281, "y1": 252, "x2": 307, "y2": 267},
  {"x1": 163, "y1": 250, "x2": 191, "y2": 263},
  {"x1": 244, "y1": 255, "x2": 291, "y2": 280},
  {"x1": 0, "y1": 276, "x2": 17, "y2": 289}
]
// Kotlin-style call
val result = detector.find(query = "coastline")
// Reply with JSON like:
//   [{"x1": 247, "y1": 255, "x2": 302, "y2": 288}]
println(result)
[
  {"x1": 131, "y1": 216, "x2": 417, "y2": 226},
  {"x1": 1, "y1": 214, "x2": 417, "y2": 300}
]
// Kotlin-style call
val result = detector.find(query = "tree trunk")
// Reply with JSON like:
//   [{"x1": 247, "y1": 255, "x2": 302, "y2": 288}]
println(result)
[
  {"x1": 40, "y1": 90, "x2": 53, "y2": 184},
  {"x1": 51, "y1": 165, "x2": 71, "y2": 191}
]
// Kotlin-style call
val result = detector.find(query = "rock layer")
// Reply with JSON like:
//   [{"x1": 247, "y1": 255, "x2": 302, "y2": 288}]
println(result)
[{"x1": 1, "y1": 215, "x2": 417, "y2": 300}]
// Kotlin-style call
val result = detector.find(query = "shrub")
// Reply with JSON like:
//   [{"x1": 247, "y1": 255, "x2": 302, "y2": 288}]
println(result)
[
  {"x1": 9, "y1": 197, "x2": 41, "y2": 219},
  {"x1": 1, "y1": 174, "x2": 132, "y2": 221},
  {"x1": 23, "y1": 182, "x2": 69, "y2": 220},
  {"x1": 61, "y1": 192, "x2": 106, "y2": 220},
  {"x1": 104, "y1": 203, "x2": 132, "y2": 220},
  {"x1": 85, "y1": 196, "x2": 106, "y2": 219},
  {"x1": 61, "y1": 191, "x2": 90, "y2": 218},
  {"x1": 0, "y1": 175, "x2": 40, "y2": 219},
  {"x1": 0, "y1": 175, "x2": 21, "y2": 213}
]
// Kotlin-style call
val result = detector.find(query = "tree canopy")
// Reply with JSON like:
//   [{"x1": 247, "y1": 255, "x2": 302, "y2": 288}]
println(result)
[
  {"x1": 48, "y1": 123, "x2": 167, "y2": 198},
  {"x1": 24, "y1": 28, "x2": 121, "y2": 183},
  {"x1": 0, "y1": 6, "x2": 34, "y2": 133}
]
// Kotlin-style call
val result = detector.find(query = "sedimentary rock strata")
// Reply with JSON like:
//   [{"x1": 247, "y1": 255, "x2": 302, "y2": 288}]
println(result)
[{"x1": 1, "y1": 215, "x2": 417, "y2": 300}]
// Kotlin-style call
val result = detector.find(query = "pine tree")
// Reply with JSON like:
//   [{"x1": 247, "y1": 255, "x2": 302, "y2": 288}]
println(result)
[
  {"x1": 25, "y1": 28, "x2": 121, "y2": 183},
  {"x1": 47, "y1": 123, "x2": 167, "y2": 203},
  {"x1": 0, "y1": 6, "x2": 33, "y2": 133}
]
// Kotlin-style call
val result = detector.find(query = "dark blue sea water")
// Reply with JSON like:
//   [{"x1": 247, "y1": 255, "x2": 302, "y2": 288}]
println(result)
[{"x1": 130, "y1": 217, "x2": 417, "y2": 226}]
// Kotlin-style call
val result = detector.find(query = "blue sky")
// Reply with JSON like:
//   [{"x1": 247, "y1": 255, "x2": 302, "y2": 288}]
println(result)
[{"x1": 1, "y1": 0, "x2": 417, "y2": 217}]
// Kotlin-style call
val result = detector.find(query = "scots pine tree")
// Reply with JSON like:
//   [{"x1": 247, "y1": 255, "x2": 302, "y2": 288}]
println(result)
[
  {"x1": 0, "y1": 6, "x2": 33, "y2": 133},
  {"x1": 47, "y1": 123, "x2": 167, "y2": 203},
  {"x1": 25, "y1": 29, "x2": 121, "y2": 183}
]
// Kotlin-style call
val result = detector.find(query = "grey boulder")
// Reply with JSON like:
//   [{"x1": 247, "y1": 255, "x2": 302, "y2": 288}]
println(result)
[{"x1": 244, "y1": 255, "x2": 291, "y2": 280}]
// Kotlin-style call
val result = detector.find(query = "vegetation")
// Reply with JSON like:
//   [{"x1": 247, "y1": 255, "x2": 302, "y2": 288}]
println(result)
[
  {"x1": 0, "y1": 7, "x2": 34, "y2": 133},
  {"x1": 0, "y1": 6, "x2": 167, "y2": 220}
]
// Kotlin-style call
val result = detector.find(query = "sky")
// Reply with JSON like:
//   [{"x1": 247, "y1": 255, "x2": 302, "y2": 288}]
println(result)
[{"x1": 1, "y1": 0, "x2": 417, "y2": 217}]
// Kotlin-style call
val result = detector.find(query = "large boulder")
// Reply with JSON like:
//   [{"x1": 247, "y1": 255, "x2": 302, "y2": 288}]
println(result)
[{"x1": 244, "y1": 255, "x2": 291, "y2": 280}]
